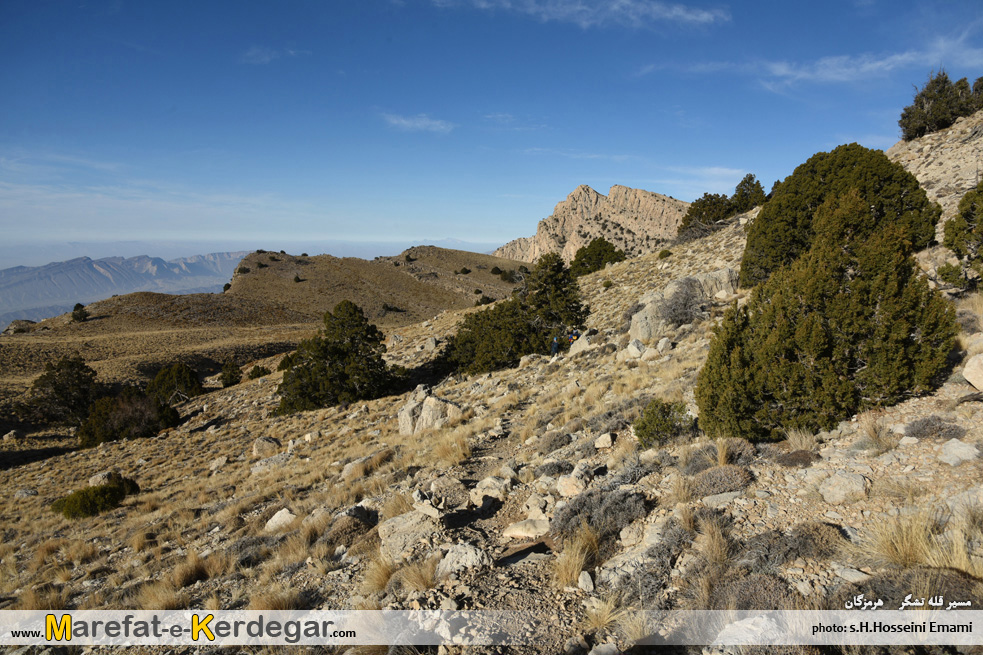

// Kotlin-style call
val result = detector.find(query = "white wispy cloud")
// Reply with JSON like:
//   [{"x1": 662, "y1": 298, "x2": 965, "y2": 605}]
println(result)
[
  {"x1": 523, "y1": 147, "x2": 637, "y2": 163},
  {"x1": 240, "y1": 46, "x2": 312, "y2": 65},
  {"x1": 382, "y1": 113, "x2": 456, "y2": 133},
  {"x1": 432, "y1": 0, "x2": 730, "y2": 28},
  {"x1": 638, "y1": 29, "x2": 983, "y2": 87}
]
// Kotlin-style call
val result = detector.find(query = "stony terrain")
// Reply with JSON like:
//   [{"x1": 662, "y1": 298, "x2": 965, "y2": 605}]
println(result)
[
  {"x1": 3, "y1": 116, "x2": 983, "y2": 655},
  {"x1": 494, "y1": 185, "x2": 689, "y2": 263}
]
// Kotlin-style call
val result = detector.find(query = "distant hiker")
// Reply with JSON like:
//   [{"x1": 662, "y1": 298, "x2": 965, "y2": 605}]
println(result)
[{"x1": 551, "y1": 337, "x2": 559, "y2": 356}]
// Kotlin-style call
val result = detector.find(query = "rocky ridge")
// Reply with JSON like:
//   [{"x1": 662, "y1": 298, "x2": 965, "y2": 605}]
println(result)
[{"x1": 494, "y1": 184, "x2": 689, "y2": 263}]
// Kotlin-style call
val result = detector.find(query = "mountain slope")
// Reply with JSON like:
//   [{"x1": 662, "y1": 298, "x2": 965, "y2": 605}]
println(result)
[
  {"x1": 494, "y1": 184, "x2": 689, "y2": 263},
  {"x1": 0, "y1": 251, "x2": 249, "y2": 327}
]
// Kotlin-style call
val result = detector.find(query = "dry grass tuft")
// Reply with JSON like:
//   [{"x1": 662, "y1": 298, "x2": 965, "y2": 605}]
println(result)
[
  {"x1": 248, "y1": 585, "x2": 306, "y2": 610},
  {"x1": 582, "y1": 594, "x2": 625, "y2": 633},
  {"x1": 858, "y1": 509, "x2": 946, "y2": 569},
  {"x1": 872, "y1": 478, "x2": 928, "y2": 504},
  {"x1": 553, "y1": 523, "x2": 599, "y2": 588},
  {"x1": 381, "y1": 492, "x2": 414, "y2": 521},
  {"x1": 398, "y1": 556, "x2": 440, "y2": 592},
  {"x1": 362, "y1": 550, "x2": 399, "y2": 594},
  {"x1": 856, "y1": 411, "x2": 898, "y2": 453},
  {"x1": 618, "y1": 611, "x2": 651, "y2": 645},
  {"x1": 661, "y1": 476, "x2": 692, "y2": 507},
  {"x1": 61, "y1": 540, "x2": 99, "y2": 565},
  {"x1": 130, "y1": 531, "x2": 155, "y2": 553},
  {"x1": 697, "y1": 516, "x2": 732, "y2": 567},
  {"x1": 17, "y1": 586, "x2": 68, "y2": 610},
  {"x1": 784, "y1": 427, "x2": 817, "y2": 451},
  {"x1": 172, "y1": 552, "x2": 209, "y2": 588},
  {"x1": 137, "y1": 580, "x2": 188, "y2": 610},
  {"x1": 433, "y1": 431, "x2": 472, "y2": 466}
]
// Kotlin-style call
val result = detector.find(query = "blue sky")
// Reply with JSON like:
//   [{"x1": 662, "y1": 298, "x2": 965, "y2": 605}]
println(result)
[{"x1": 1, "y1": 0, "x2": 981, "y2": 268}]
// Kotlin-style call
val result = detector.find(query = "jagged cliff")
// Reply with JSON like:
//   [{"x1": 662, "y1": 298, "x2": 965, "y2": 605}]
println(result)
[{"x1": 494, "y1": 184, "x2": 689, "y2": 263}]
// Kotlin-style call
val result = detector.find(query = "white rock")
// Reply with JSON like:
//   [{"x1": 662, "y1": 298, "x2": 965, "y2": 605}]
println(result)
[
  {"x1": 470, "y1": 476, "x2": 513, "y2": 506},
  {"x1": 435, "y1": 543, "x2": 490, "y2": 580},
  {"x1": 819, "y1": 472, "x2": 869, "y2": 505},
  {"x1": 578, "y1": 570, "x2": 594, "y2": 593},
  {"x1": 625, "y1": 339, "x2": 646, "y2": 359},
  {"x1": 252, "y1": 436, "x2": 281, "y2": 458},
  {"x1": 939, "y1": 438, "x2": 979, "y2": 466},
  {"x1": 503, "y1": 519, "x2": 550, "y2": 540},
  {"x1": 88, "y1": 470, "x2": 121, "y2": 487},
  {"x1": 594, "y1": 433, "x2": 614, "y2": 449},
  {"x1": 656, "y1": 337, "x2": 673, "y2": 353},
  {"x1": 964, "y1": 354, "x2": 983, "y2": 391},
  {"x1": 265, "y1": 508, "x2": 297, "y2": 532},
  {"x1": 378, "y1": 511, "x2": 439, "y2": 560},
  {"x1": 209, "y1": 456, "x2": 228, "y2": 471}
]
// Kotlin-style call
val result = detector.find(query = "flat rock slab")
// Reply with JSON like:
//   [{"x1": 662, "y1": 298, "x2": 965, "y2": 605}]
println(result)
[
  {"x1": 819, "y1": 471, "x2": 869, "y2": 505},
  {"x1": 435, "y1": 543, "x2": 491, "y2": 580},
  {"x1": 503, "y1": 519, "x2": 550, "y2": 540},
  {"x1": 939, "y1": 438, "x2": 978, "y2": 466},
  {"x1": 964, "y1": 353, "x2": 983, "y2": 391},
  {"x1": 378, "y1": 511, "x2": 440, "y2": 560}
]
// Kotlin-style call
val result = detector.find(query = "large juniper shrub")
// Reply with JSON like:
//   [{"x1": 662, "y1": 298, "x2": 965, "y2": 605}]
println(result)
[
  {"x1": 739, "y1": 143, "x2": 940, "y2": 288},
  {"x1": 147, "y1": 362, "x2": 203, "y2": 405},
  {"x1": 899, "y1": 69, "x2": 983, "y2": 141},
  {"x1": 275, "y1": 300, "x2": 395, "y2": 414},
  {"x1": 699, "y1": 190, "x2": 956, "y2": 442},
  {"x1": 28, "y1": 355, "x2": 103, "y2": 426},
  {"x1": 569, "y1": 237, "x2": 626, "y2": 277},
  {"x1": 77, "y1": 387, "x2": 180, "y2": 448},
  {"x1": 944, "y1": 179, "x2": 983, "y2": 280}
]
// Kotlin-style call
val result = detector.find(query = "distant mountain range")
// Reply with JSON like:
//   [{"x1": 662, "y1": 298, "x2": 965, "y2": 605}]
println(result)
[{"x1": 0, "y1": 251, "x2": 248, "y2": 328}]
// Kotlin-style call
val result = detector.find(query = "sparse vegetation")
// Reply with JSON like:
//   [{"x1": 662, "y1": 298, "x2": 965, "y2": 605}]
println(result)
[
  {"x1": 944, "y1": 179, "x2": 983, "y2": 281},
  {"x1": 71, "y1": 302, "x2": 89, "y2": 323},
  {"x1": 247, "y1": 365, "x2": 272, "y2": 379},
  {"x1": 27, "y1": 355, "x2": 103, "y2": 426},
  {"x1": 899, "y1": 69, "x2": 983, "y2": 141}
]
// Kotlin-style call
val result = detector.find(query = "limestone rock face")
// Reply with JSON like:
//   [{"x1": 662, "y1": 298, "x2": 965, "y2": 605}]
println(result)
[
  {"x1": 493, "y1": 184, "x2": 689, "y2": 263},
  {"x1": 887, "y1": 109, "x2": 983, "y2": 229}
]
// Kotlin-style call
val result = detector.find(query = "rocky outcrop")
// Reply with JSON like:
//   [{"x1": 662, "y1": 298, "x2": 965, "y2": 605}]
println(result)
[
  {"x1": 886, "y1": 109, "x2": 983, "y2": 233},
  {"x1": 494, "y1": 184, "x2": 689, "y2": 263}
]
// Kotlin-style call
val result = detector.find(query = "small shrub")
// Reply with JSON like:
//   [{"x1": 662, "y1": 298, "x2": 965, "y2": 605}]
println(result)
[
  {"x1": 490, "y1": 266, "x2": 502, "y2": 275},
  {"x1": 222, "y1": 283, "x2": 231, "y2": 292},
  {"x1": 256, "y1": 262, "x2": 268, "y2": 269},
  {"x1": 552, "y1": 489, "x2": 646, "y2": 558},
  {"x1": 248, "y1": 365, "x2": 272, "y2": 379},
  {"x1": 474, "y1": 294, "x2": 495, "y2": 306},
  {"x1": 535, "y1": 460, "x2": 574, "y2": 478},
  {"x1": 404, "y1": 254, "x2": 415, "y2": 263},
  {"x1": 633, "y1": 398, "x2": 691, "y2": 448},
  {"x1": 236, "y1": 266, "x2": 250, "y2": 275},
  {"x1": 658, "y1": 249, "x2": 672, "y2": 259},
  {"x1": 293, "y1": 274, "x2": 302, "y2": 283},
  {"x1": 498, "y1": 268, "x2": 517, "y2": 283},
  {"x1": 220, "y1": 361, "x2": 241, "y2": 387},
  {"x1": 147, "y1": 362, "x2": 203, "y2": 405},
  {"x1": 382, "y1": 302, "x2": 404, "y2": 313},
  {"x1": 602, "y1": 279, "x2": 613, "y2": 289},
  {"x1": 51, "y1": 477, "x2": 139, "y2": 519},
  {"x1": 269, "y1": 255, "x2": 279, "y2": 261},
  {"x1": 71, "y1": 303, "x2": 89, "y2": 323},
  {"x1": 456, "y1": 267, "x2": 471, "y2": 275},
  {"x1": 690, "y1": 465, "x2": 754, "y2": 498},
  {"x1": 277, "y1": 352, "x2": 297, "y2": 372},
  {"x1": 474, "y1": 288, "x2": 483, "y2": 294}
]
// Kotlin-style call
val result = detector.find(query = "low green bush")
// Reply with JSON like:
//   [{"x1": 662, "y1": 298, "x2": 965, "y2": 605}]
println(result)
[
  {"x1": 147, "y1": 362, "x2": 203, "y2": 405},
  {"x1": 51, "y1": 476, "x2": 140, "y2": 519},
  {"x1": 77, "y1": 387, "x2": 179, "y2": 448},
  {"x1": 634, "y1": 398, "x2": 692, "y2": 448},
  {"x1": 248, "y1": 365, "x2": 272, "y2": 379},
  {"x1": 221, "y1": 361, "x2": 242, "y2": 387}
]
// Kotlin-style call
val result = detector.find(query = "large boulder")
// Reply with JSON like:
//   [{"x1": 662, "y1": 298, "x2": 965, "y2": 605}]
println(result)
[
  {"x1": 415, "y1": 396, "x2": 463, "y2": 434},
  {"x1": 964, "y1": 354, "x2": 983, "y2": 392},
  {"x1": 252, "y1": 437, "x2": 282, "y2": 458},
  {"x1": 628, "y1": 268, "x2": 736, "y2": 342},
  {"x1": 435, "y1": 543, "x2": 491, "y2": 580},
  {"x1": 378, "y1": 511, "x2": 440, "y2": 560},
  {"x1": 398, "y1": 400, "x2": 423, "y2": 436}
]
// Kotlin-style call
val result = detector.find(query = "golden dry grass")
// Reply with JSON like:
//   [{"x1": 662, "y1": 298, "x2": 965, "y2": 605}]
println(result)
[
  {"x1": 16, "y1": 586, "x2": 68, "y2": 610},
  {"x1": 136, "y1": 581, "x2": 188, "y2": 610},
  {"x1": 172, "y1": 552, "x2": 209, "y2": 588},
  {"x1": 398, "y1": 556, "x2": 440, "y2": 592},
  {"x1": 856, "y1": 410, "x2": 898, "y2": 453},
  {"x1": 857, "y1": 509, "x2": 947, "y2": 569},
  {"x1": 697, "y1": 516, "x2": 732, "y2": 567},
  {"x1": 661, "y1": 476, "x2": 692, "y2": 507},
  {"x1": 783, "y1": 427, "x2": 817, "y2": 451},
  {"x1": 554, "y1": 523, "x2": 599, "y2": 588},
  {"x1": 582, "y1": 594, "x2": 625, "y2": 633},
  {"x1": 248, "y1": 586, "x2": 307, "y2": 610},
  {"x1": 381, "y1": 492, "x2": 414, "y2": 521},
  {"x1": 362, "y1": 551, "x2": 399, "y2": 595}
]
